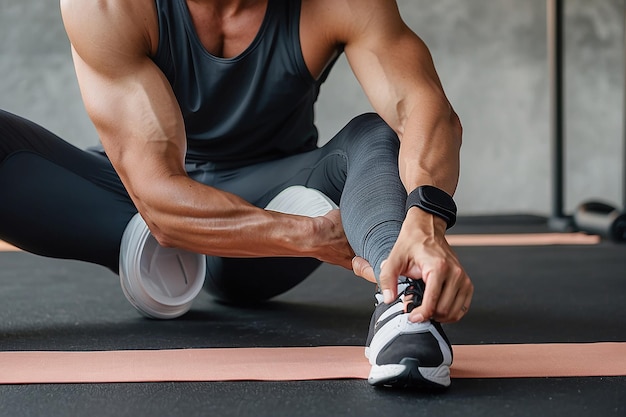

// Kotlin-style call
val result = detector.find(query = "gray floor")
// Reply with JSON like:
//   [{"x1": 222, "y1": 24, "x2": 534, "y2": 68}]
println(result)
[{"x1": 1, "y1": 217, "x2": 625, "y2": 417}]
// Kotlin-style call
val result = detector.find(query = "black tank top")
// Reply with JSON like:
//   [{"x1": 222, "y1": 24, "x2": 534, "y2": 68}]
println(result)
[{"x1": 152, "y1": 0, "x2": 335, "y2": 166}]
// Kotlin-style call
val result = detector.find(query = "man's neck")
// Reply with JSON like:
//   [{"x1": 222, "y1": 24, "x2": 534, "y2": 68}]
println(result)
[
  {"x1": 188, "y1": 0, "x2": 265, "y2": 16},
  {"x1": 185, "y1": 0, "x2": 269, "y2": 58}
]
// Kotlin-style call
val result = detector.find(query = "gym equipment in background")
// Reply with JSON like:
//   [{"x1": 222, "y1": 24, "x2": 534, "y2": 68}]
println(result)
[{"x1": 547, "y1": 0, "x2": 626, "y2": 242}]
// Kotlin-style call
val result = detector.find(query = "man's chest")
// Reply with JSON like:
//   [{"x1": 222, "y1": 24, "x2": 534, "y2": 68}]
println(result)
[{"x1": 184, "y1": 0, "x2": 340, "y2": 80}]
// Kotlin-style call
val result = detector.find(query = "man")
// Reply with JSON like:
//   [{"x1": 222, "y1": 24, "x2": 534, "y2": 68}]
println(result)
[{"x1": 0, "y1": 0, "x2": 473, "y2": 388}]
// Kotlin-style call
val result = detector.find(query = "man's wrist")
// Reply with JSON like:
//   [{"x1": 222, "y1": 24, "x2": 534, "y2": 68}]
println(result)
[
  {"x1": 405, "y1": 185, "x2": 457, "y2": 229},
  {"x1": 406, "y1": 206, "x2": 448, "y2": 234}
]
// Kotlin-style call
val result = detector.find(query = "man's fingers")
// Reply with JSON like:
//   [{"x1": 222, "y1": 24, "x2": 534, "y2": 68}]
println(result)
[
  {"x1": 379, "y1": 259, "x2": 400, "y2": 304},
  {"x1": 452, "y1": 278, "x2": 474, "y2": 321},
  {"x1": 437, "y1": 276, "x2": 471, "y2": 322},
  {"x1": 409, "y1": 270, "x2": 441, "y2": 323},
  {"x1": 352, "y1": 256, "x2": 376, "y2": 283},
  {"x1": 409, "y1": 267, "x2": 474, "y2": 323},
  {"x1": 379, "y1": 254, "x2": 423, "y2": 304}
]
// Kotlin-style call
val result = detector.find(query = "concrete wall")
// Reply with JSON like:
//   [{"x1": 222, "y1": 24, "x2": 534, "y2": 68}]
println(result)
[
  {"x1": 1, "y1": 0, "x2": 623, "y2": 216},
  {"x1": 0, "y1": 2, "x2": 97, "y2": 149}
]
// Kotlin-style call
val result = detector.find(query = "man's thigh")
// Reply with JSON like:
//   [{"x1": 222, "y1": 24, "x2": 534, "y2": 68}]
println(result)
[{"x1": 0, "y1": 110, "x2": 135, "y2": 271}]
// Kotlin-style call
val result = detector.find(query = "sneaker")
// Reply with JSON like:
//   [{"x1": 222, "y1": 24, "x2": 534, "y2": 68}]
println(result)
[
  {"x1": 365, "y1": 279, "x2": 453, "y2": 389},
  {"x1": 265, "y1": 185, "x2": 338, "y2": 217},
  {"x1": 119, "y1": 213, "x2": 207, "y2": 319}
]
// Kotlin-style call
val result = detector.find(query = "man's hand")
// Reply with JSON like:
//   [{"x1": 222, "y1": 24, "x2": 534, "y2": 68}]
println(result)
[
  {"x1": 312, "y1": 209, "x2": 357, "y2": 270},
  {"x1": 352, "y1": 256, "x2": 376, "y2": 283},
  {"x1": 378, "y1": 208, "x2": 473, "y2": 324}
]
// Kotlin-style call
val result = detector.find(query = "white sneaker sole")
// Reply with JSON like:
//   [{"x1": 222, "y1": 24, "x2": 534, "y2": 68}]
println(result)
[
  {"x1": 119, "y1": 213, "x2": 206, "y2": 319},
  {"x1": 366, "y1": 313, "x2": 452, "y2": 389},
  {"x1": 368, "y1": 358, "x2": 451, "y2": 388},
  {"x1": 265, "y1": 185, "x2": 338, "y2": 217}
]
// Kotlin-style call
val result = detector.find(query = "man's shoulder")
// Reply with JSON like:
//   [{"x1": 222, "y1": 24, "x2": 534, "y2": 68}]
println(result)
[
  {"x1": 61, "y1": 0, "x2": 153, "y2": 13},
  {"x1": 61, "y1": 0, "x2": 158, "y2": 57},
  {"x1": 61, "y1": 0, "x2": 156, "y2": 30},
  {"x1": 302, "y1": 0, "x2": 405, "y2": 45},
  {"x1": 303, "y1": 0, "x2": 398, "y2": 18}
]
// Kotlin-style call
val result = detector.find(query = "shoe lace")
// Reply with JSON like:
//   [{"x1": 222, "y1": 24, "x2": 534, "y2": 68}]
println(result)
[{"x1": 401, "y1": 279, "x2": 424, "y2": 314}]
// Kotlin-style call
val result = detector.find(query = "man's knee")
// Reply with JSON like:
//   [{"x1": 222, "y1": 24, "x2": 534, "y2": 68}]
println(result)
[
  {"x1": 342, "y1": 113, "x2": 399, "y2": 156},
  {"x1": 348, "y1": 113, "x2": 397, "y2": 138}
]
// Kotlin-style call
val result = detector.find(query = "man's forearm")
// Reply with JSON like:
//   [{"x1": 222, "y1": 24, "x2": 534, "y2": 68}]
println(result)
[
  {"x1": 398, "y1": 99, "x2": 462, "y2": 197},
  {"x1": 134, "y1": 175, "x2": 311, "y2": 255},
  {"x1": 130, "y1": 174, "x2": 354, "y2": 268}
]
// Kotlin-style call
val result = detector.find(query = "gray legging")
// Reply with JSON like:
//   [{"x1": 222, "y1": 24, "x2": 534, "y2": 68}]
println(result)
[{"x1": 0, "y1": 110, "x2": 406, "y2": 303}]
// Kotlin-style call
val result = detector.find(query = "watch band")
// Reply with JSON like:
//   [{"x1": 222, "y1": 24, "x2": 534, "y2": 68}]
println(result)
[{"x1": 405, "y1": 185, "x2": 457, "y2": 229}]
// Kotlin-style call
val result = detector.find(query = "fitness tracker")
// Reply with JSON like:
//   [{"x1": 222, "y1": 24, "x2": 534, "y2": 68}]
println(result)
[{"x1": 405, "y1": 185, "x2": 457, "y2": 229}]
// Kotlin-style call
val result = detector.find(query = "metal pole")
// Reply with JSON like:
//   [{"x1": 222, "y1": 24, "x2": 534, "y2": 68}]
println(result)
[
  {"x1": 623, "y1": 0, "x2": 626, "y2": 210},
  {"x1": 547, "y1": 0, "x2": 570, "y2": 230}
]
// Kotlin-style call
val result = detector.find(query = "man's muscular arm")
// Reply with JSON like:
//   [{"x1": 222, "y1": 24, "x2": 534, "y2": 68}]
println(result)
[
  {"x1": 321, "y1": 0, "x2": 473, "y2": 323},
  {"x1": 60, "y1": 0, "x2": 353, "y2": 267}
]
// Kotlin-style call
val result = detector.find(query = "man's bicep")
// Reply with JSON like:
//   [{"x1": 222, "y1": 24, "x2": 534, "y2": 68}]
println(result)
[
  {"x1": 72, "y1": 47, "x2": 187, "y2": 183},
  {"x1": 343, "y1": 14, "x2": 447, "y2": 136},
  {"x1": 61, "y1": 0, "x2": 182, "y2": 158},
  {"x1": 64, "y1": 6, "x2": 189, "y2": 212}
]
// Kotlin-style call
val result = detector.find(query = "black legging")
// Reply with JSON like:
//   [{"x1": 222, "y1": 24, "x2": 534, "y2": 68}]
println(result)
[{"x1": 0, "y1": 110, "x2": 406, "y2": 302}]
